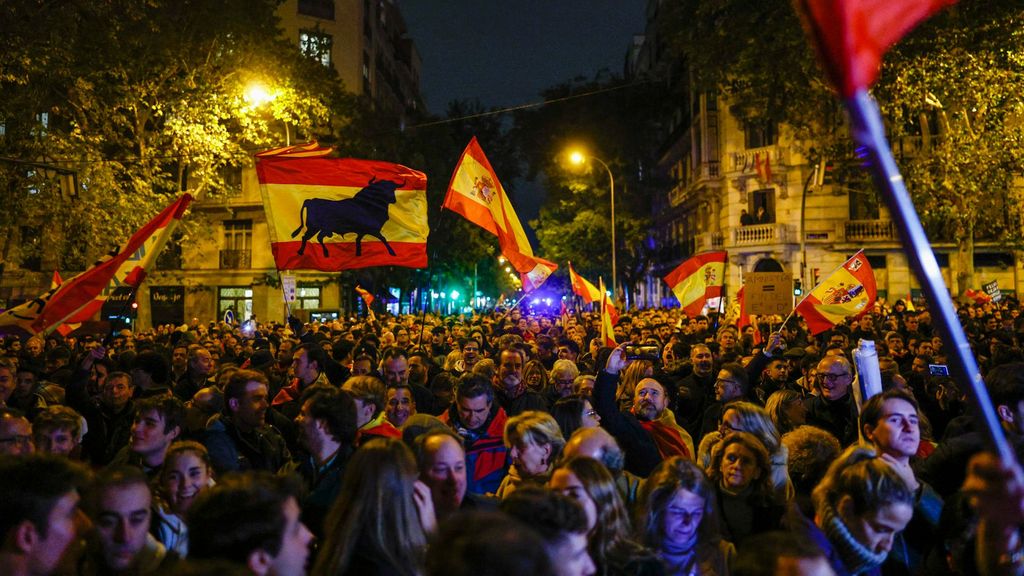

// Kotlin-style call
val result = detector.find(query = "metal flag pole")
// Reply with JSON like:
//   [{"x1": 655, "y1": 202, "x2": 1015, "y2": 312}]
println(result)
[{"x1": 845, "y1": 89, "x2": 1013, "y2": 462}]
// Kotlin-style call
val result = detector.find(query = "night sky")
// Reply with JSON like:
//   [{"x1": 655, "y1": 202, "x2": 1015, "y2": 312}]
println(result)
[{"x1": 400, "y1": 0, "x2": 648, "y2": 114}]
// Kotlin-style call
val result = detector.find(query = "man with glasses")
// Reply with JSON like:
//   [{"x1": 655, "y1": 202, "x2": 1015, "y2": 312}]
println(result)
[
  {"x1": 699, "y1": 363, "x2": 750, "y2": 440},
  {"x1": 804, "y1": 356, "x2": 858, "y2": 444},
  {"x1": 0, "y1": 408, "x2": 34, "y2": 456}
]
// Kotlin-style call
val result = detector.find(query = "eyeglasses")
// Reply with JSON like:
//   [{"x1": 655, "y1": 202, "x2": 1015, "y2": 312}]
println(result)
[
  {"x1": 0, "y1": 435, "x2": 33, "y2": 445},
  {"x1": 819, "y1": 372, "x2": 850, "y2": 383},
  {"x1": 584, "y1": 410, "x2": 598, "y2": 418}
]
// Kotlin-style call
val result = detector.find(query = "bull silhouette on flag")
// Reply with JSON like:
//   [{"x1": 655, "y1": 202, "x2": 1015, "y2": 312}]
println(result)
[
  {"x1": 256, "y1": 146, "x2": 428, "y2": 271},
  {"x1": 291, "y1": 176, "x2": 403, "y2": 258}
]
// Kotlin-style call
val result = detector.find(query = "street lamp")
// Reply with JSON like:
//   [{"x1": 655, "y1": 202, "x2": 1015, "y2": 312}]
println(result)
[
  {"x1": 569, "y1": 149, "x2": 617, "y2": 298},
  {"x1": 244, "y1": 81, "x2": 290, "y2": 145}
]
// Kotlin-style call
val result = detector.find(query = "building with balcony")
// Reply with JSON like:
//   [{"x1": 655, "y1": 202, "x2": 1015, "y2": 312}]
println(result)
[
  {"x1": 630, "y1": 0, "x2": 1023, "y2": 311},
  {"x1": 0, "y1": 0, "x2": 423, "y2": 330}
]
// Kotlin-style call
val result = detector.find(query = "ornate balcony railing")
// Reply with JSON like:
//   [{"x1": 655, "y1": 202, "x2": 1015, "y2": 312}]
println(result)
[
  {"x1": 845, "y1": 220, "x2": 898, "y2": 242},
  {"x1": 733, "y1": 223, "x2": 792, "y2": 246},
  {"x1": 219, "y1": 249, "x2": 251, "y2": 269}
]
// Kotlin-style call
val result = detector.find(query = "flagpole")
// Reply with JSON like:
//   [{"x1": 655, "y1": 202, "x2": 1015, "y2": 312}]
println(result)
[
  {"x1": 494, "y1": 291, "x2": 531, "y2": 326},
  {"x1": 846, "y1": 90, "x2": 1012, "y2": 462}
]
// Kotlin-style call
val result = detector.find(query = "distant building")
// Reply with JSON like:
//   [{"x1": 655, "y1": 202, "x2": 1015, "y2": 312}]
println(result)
[
  {"x1": 140, "y1": 0, "x2": 424, "y2": 328},
  {"x1": 628, "y1": 0, "x2": 1020, "y2": 312}
]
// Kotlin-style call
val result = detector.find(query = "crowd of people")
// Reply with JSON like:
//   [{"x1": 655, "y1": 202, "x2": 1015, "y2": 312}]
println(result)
[{"x1": 2, "y1": 297, "x2": 1024, "y2": 576}]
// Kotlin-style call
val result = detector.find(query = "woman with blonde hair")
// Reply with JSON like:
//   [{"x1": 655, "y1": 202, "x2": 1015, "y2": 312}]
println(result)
[
  {"x1": 523, "y1": 359, "x2": 550, "y2": 393},
  {"x1": 789, "y1": 445, "x2": 915, "y2": 576},
  {"x1": 764, "y1": 389, "x2": 807, "y2": 436},
  {"x1": 697, "y1": 401, "x2": 791, "y2": 498},
  {"x1": 313, "y1": 437, "x2": 434, "y2": 576},
  {"x1": 616, "y1": 359, "x2": 653, "y2": 412},
  {"x1": 705, "y1": 431, "x2": 785, "y2": 543},
  {"x1": 496, "y1": 410, "x2": 565, "y2": 497},
  {"x1": 550, "y1": 456, "x2": 660, "y2": 575},
  {"x1": 636, "y1": 456, "x2": 733, "y2": 575}
]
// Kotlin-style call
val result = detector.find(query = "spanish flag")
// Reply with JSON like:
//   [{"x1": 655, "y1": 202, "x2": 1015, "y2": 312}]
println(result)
[
  {"x1": 599, "y1": 278, "x2": 618, "y2": 347},
  {"x1": 256, "y1": 143, "x2": 428, "y2": 271},
  {"x1": 568, "y1": 261, "x2": 602, "y2": 304},
  {"x1": 0, "y1": 194, "x2": 192, "y2": 335},
  {"x1": 795, "y1": 250, "x2": 877, "y2": 335},
  {"x1": 355, "y1": 285, "x2": 374, "y2": 307},
  {"x1": 663, "y1": 251, "x2": 727, "y2": 317},
  {"x1": 444, "y1": 137, "x2": 556, "y2": 291}
]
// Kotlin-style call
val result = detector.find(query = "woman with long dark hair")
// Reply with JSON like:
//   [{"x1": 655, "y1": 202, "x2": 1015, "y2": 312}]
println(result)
[
  {"x1": 313, "y1": 437, "x2": 434, "y2": 576},
  {"x1": 550, "y1": 456, "x2": 661, "y2": 576}
]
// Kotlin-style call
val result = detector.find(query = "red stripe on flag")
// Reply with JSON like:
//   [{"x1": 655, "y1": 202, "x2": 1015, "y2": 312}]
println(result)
[
  {"x1": 257, "y1": 158, "x2": 427, "y2": 189},
  {"x1": 271, "y1": 242, "x2": 426, "y2": 271}
]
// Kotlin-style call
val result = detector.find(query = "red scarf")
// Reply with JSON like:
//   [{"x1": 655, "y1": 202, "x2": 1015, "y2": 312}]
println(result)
[{"x1": 637, "y1": 415, "x2": 692, "y2": 460}]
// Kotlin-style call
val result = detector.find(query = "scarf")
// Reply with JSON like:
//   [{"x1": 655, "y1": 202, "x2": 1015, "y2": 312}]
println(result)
[
  {"x1": 636, "y1": 408, "x2": 693, "y2": 460},
  {"x1": 819, "y1": 499, "x2": 888, "y2": 575},
  {"x1": 659, "y1": 538, "x2": 699, "y2": 576}
]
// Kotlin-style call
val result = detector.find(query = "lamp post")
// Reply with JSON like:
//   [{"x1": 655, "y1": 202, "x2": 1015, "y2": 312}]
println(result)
[
  {"x1": 244, "y1": 81, "x2": 290, "y2": 145},
  {"x1": 569, "y1": 151, "x2": 617, "y2": 299}
]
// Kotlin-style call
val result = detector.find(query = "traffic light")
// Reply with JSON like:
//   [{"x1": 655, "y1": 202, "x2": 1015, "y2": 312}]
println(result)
[{"x1": 793, "y1": 279, "x2": 803, "y2": 296}]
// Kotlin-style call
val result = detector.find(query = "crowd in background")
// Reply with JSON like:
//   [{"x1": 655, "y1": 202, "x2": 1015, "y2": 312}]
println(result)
[{"x1": 2, "y1": 295, "x2": 1024, "y2": 576}]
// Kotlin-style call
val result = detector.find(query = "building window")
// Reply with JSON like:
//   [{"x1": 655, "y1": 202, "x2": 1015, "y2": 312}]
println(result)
[
  {"x1": 300, "y1": 30, "x2": 332, "y2": 67},
  {"x1": 744, "y1": 121, "x2": 777, "y2": 149},
  {"x1": 297, "y1": 285, "x2": 321, "y2": 309},
  {"x1": 221, "y1": 220, "x2": 252, "y2": 269},
  {"x1": 297, "y1": 0, "x2": 334, "y2": 20},
  {"x1": 218, "y1": 287, "x2": 253, "y2": 322}
]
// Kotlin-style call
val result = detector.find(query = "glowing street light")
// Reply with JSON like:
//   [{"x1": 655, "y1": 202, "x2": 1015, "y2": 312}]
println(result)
[
  {"x1": 243, "y1": 81, "x2": 290, "y2": 145},
  {"x1": 244, "y1": 82, "x2": 275, "y2": 107},
  {"x1": 568, "y1": 148, "x2": 617, "y2": 298}
]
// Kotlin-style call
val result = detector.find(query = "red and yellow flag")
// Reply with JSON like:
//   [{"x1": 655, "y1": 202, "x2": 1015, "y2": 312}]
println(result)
[
  {"x1": 0, "y1": 194, "x2": 192, "y2": 335},
  {"x1": 256, "y1": 143, "x2": 428, "y2": 271},
  {"x1": 663, "y1": 251, "x2": 727, "y2": 317},
  {"x1": 355, "y1": 285, "x2": 375, "y2": 307},
  {"x1": 796, "y1": 250, "x2": 877, "y2": 335},
  {"x1": 568, "y1": 261, "x2": 602, "y2": 304},
  {"x1": 443, "y1": 137, "x2": 556, "y2": 291},
  {"x1": 599, "y1": 277, "x2": 618, "y2": 347}
]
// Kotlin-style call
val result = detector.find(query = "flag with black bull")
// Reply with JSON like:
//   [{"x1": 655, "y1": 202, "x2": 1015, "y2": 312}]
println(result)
[{"x1": 256, "y1": 143, "x2": 429, "y2": 271}]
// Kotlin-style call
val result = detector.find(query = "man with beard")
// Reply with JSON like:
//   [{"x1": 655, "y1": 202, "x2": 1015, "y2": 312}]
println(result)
[
  {"x1": 675, "y1": 344, "x2": 716, "y2": 438},
  {"x1": 803, "y1": 356, "x2": 859, "y2": 445},
  {"x1": 458, "y1": 338, "x2": 482, "y2": 374},
  {"x1": 440, "y1": 374, "x2": 510, "y2": 495},
  {"x1": 203, "y1": 370, "x2": 290, "y2": 474},
  {"x1": 285, "y1": 389, "x2": 356, "y2": 539},
  {"x1": 495, "y1": 347, "x2": 548, "y2": 416},
  {"x1": 592, "y1": 345, "x2": 693, "y2": 477},
  {"x1": 699, "y1": 363, "x2": 751, "y2": 441}
]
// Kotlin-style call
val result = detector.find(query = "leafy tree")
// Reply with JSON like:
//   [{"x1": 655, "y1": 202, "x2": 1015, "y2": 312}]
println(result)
[
  {"x1": 659, "y1": 0, "x2": 1024, "y2": 294},
  {"x1": 0, "y1": 0, "x2": 354, "y2": 271}
]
